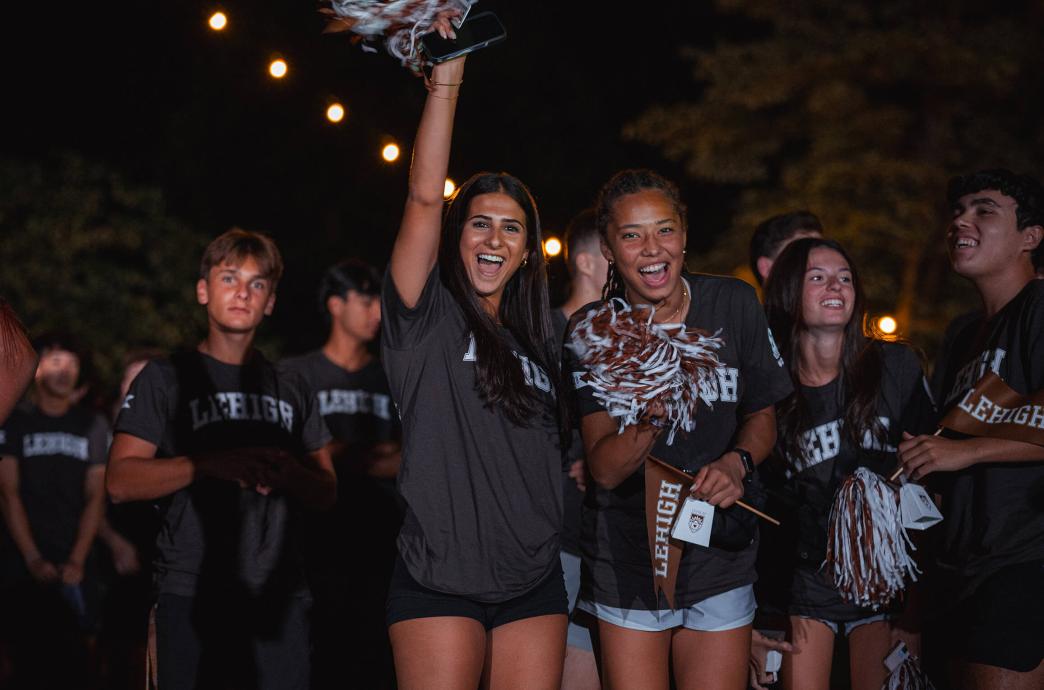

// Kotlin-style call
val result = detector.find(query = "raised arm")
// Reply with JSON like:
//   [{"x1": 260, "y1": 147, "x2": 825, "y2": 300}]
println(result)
[{"x1": 388, "y1": 56, "x2": 466, "y2": 308}]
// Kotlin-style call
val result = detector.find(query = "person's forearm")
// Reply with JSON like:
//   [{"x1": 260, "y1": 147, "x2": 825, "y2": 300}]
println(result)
[
  {"x1": 0, "y1": 490, "x2": 44, "y2": 564},
  {"x1": 106, "y1": 454, "x2": 196, "y2": 503},
  {"x1": 586, "y1": 423, "x2": 662, "y2": 490},
  {"x1": 365, "y1": 446, "x2": 401, "y2": 479},
  {"x1": 732, "y1": 406, "x2": 777, "y2": 465},
  {"x1": 67, "y1": 477, "x2": 105, "y2": 566}
]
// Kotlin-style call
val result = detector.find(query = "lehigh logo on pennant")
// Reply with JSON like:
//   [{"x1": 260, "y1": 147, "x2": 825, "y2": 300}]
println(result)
[{"x1": 689, "y1": 512, "x2": 705, "y2": 532}]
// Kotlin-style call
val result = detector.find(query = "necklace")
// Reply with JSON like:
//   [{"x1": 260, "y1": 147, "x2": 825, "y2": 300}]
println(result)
[{"x1": 657, "y1": 280, "x2": 690, "y2": 324}]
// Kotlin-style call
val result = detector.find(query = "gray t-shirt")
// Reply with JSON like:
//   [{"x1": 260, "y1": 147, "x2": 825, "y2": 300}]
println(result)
[
  {"x1": 114, "y1": 350, "x2": 330, "y2": 598},
  {"x1": 381, "y1": 266, "x2": 563, "y2": 602},
  {"x1": 567, "y1": 273, "x2": 794, "y2": 610}
]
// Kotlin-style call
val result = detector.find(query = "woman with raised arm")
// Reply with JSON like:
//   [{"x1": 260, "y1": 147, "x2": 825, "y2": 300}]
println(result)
[
  {"x1": 761, "y1": 237, "x2": 935, "y2": 690},
  {"x1": 380, "y1": 48, "x2": 570, "y2": 689},
  {"x1": 565, "y1": 169, "x2": 793, "y2": 689}
]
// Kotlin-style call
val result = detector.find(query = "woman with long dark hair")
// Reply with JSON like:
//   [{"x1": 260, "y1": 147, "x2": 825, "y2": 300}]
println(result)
[
  {"x1": 566, "y1": 169, "x2": 793, "y2": 689},
  {"x1": 380, "y1": 49, "x2": 570, "y2": 688},
  {"x1": 761, "y1": 237, "x2": 935, "y2": 690}
]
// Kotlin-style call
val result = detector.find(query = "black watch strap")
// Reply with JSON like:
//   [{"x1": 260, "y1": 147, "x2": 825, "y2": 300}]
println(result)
[{"x1": 733, "y1": 447, "x2": 754, "y2": 483}]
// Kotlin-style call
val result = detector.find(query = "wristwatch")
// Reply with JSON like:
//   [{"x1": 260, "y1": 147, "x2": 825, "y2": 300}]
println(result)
[{"x1": 732, "y1": 447, "x2": 755, "y2": 484}]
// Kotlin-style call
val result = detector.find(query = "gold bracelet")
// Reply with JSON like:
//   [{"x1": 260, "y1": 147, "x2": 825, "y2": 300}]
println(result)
[
  {"x1": 430, "y1": 80, "x2": 463, "y2": 87},
  {"x1": 429, "y1": 93, "x2": 459, "y2": 101}
]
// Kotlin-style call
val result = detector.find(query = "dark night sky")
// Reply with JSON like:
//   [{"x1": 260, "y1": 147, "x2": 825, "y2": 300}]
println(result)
[{"x1": 8, "y1": 2, "x2": 741, "y2": 352}]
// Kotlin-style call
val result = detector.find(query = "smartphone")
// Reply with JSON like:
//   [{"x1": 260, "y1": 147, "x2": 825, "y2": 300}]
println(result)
[{"x1": 420, "y1": 12, "x2": 507, "y2": 64}]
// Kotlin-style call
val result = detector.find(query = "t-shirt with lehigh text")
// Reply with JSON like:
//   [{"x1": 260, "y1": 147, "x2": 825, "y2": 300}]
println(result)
[
  {"x1": 930, "y1": 279, "x2": 1044, "y2": 601},
  {"x1": 567, "y1": 273, "x2": 794, "y2": 610},
  {"x1": 113, "y1": 350, "x2": 330, "y2": 598},
  {"x1": 381, "y1": 266, "x2": 563, "y2": 602},
  {"x1": 0, "y1": 405, "x2": 109, "y2": 579},
  {"x1": 770, "y1": 342, "x2": 936, "y2": 621}
]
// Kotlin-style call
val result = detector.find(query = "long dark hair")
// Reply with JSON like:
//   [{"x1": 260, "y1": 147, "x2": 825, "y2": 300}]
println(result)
[
  {"x1": 438, "y1": 172, "x2": 568, "y2": 437},
  {"x1": 763, "y1": 237, "x2": 884, "y2": 466},
  {"x1": 594, "y1": 169, "x2": 688, "y2": 300}
]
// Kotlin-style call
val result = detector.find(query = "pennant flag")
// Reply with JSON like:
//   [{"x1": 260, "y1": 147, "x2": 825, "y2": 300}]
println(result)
[{"x1": 644, "y1": 456, "x2": 694, "y2": 609}]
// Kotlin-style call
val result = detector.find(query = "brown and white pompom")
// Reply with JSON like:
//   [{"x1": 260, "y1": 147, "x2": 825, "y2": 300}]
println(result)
[
  {"x1": 568, "y1": 298, "x2": 724, "y2": 445},
  {"x1": 321, "y1": 0, "x2": 475, "y2": 69},
  {"x1": 883, "y1": 655, "x2": 935, "y2": 690},
  {"x1": 824, "y1": 468, "x2": 919, "y2": 609}
]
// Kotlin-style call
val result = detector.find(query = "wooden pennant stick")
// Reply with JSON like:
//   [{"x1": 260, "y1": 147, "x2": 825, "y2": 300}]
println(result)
[
  {"x1": 735, "y1": 499, "x2": 781, "y2": 526},
  {"x1": 889, "y1": 428, "x2": 944, "y2": 482}
]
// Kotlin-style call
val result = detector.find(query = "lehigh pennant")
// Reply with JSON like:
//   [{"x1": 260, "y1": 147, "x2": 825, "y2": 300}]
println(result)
[
  {"x1": 942, "y1": 373, "x2": 1044, "y2": 446},
  {"x1": 645, "y1": 456, "x2": 694, "y2": 609}
]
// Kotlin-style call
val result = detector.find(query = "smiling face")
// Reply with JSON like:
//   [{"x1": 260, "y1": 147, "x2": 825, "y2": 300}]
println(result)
[
  {"x1": 35, "y1": 348, "x2": 81, "y2": 399},
  {"x1": 458, "y1": 192, "x2": 529, "y2": 306},
  {"x1": 602, "y1": 189, "x2": 687, "y2": 306},
  {"x1": 801, "y1": 247, "x2": 855, "y2": 331},
  {"x1": 947, "y1": 188, "x2": 1039, "y2": 280},
  {"x1": 196, "y1": 255, "x2": 276, "y2": 334}
]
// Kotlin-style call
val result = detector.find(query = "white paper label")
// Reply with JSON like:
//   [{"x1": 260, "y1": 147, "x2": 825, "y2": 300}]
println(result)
[
  {"x1": 671, "y1": 497, "x2": 715, "y2": 547},
  {"x1": 899, "y1": 483, "x2": 943, "y2": 530},
  {"x1": 884, "y1": 640, "x2": 909, "y2": 673}
]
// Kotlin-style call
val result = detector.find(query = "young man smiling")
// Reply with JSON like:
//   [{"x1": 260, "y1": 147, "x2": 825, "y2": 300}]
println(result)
[
  {"x1": 107, "y1": 229, "x2": 334, "y2": 690},
  {"x1": 899, "y1": 170, "x2": 1044, "y2": 689}
]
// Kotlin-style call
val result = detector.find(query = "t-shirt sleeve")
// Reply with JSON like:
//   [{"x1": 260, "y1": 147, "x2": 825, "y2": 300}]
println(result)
[
  {"x1": 113, "y1": 360, "x2": 172, "y2": 446},
  {"x1": 87, "y1": 414, "x2": 111, "y2": 466},
  {"x1": 1023, "y1": 285, "x2": 1044, "y2": 391},
  {"x1": 297, "y1": 380, "x2": 331, "y2": 453},
  {"x1": 734, "y1": 284, "x2": 794, "y2": 414},
  {"x1": 381, "y1": 264, "x2": 451, "y2": 350},
  {"x1": 893, "y1": 345, "x2": 939, "y2": 437}
]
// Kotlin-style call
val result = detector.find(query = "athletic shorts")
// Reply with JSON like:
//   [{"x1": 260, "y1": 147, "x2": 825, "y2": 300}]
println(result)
[
  {"x1": 935, "y1": 560, "x2": 1044, "y2": 673},
  {"x1": 801, "y1": 613, "x2": 889, "y2": 637},
  {"x1": 578, "y1": 584, "x2": 756, "y2": 633},
  {"x1": 560, "y1": 551, "x2": 595, "y2": 652},
  {"x1": 386, "y1": 555, "x2": 567, "y2": 630}
]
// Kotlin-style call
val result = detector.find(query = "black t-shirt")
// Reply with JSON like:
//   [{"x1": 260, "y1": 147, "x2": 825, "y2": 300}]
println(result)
[
  {"x1": 931, "y1": 279, "x2": 1044, "y2": 600},
  {"x1": 0, "y1": 405, "x2": 108, "y2": 568},
  {"x1": 566, "y1": 273, "x2": 794, "y2": 610},
  {"x1": 280, "y1": 350, "x2": 402, "y2": 578},
  {"x1": 767, "y1": 342, "x2": 936, "y2": 621},
  {"x1": 553, "y1": 307, "x2": 585, "y2": 557},
  {"x1": 381, "y1": 266, "x2": 563, "y2": 602},
  {"x1": 113, "y1": 350, "x2": 330, "y2": 598}
]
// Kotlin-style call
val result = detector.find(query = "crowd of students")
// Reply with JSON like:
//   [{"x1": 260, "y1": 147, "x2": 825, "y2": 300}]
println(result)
[{"x1": 0, "y1": 49, "x2": 1041, "y2": 690}]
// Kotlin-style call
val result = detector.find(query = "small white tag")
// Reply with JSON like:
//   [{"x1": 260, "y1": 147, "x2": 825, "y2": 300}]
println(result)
[
  {"x1": 899, "y1": 483, "x2": 943, "y2": 530},
  {"x1": 450, "y1": 1, "x2": 471, "y2": 28},
  {"x1": 884, "y1": 640, "x2": 909, "y2": 673},
  {"x1": 761, "y1": 630, "x2": 785, "y2": 673},
  {"x1": 671, "y1": 497, "x2": 715, "y2": 547}
]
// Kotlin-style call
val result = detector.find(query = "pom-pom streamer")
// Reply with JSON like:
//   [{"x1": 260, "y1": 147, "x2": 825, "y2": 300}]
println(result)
[
  {"x1": 883, "y1": 655, "x2": 935, "y2": 690},
  {"x1": 322, "y1": 0, "x2": 476, "y2": 68},
  {"x1": 567, "y1": 298, "x2": 724, "y2": 445},
  {"x1": 824, "y1": 468, "x2": 919, "y2": 608}
]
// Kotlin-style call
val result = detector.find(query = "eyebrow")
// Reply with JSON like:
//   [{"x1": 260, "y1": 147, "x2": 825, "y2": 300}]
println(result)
[
  {"x1": 618, "y1": 218, "x2": 675, "y2": 230},
  {"x1": 218, "y1": 267, "x2": 267, "y2": 281},
  {"x1": 468, "y1": 214, "x2": 525, "y2": 226},
  {"x1": 806, "y1": 265, "x2": 851, "y2": 272}
]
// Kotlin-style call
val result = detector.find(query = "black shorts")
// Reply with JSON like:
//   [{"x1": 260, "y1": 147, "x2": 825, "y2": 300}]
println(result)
[
  {"x1": 386, "y1": 555, "x2": 567, "y2": 630},
  {"x1": 935, "y1": 560, "x2": 1044, "y2": 673}
]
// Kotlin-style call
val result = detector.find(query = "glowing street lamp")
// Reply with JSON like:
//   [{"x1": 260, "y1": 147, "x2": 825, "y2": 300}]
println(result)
[
  {"x1": 877, "y1": 315, "x2": 898, "y2": 335},
  {"x1": 269, "y1": 59, "x2": 288, "y2": 79},
  {"x1": 444, "y1": 178, "x2": 456, "y2": 198},
  {"x1": 208, "y1": 12, "x2": 227, "y2": 31},
  {"x1": 326, "y1": 103, "x2": 345, "y2": 123},
  {"x1": 543, "y1": 237, "x2": 563, "y2": 257},
  {"x1": 382, "y1": 143, "x2": 401, "y2": 163}
]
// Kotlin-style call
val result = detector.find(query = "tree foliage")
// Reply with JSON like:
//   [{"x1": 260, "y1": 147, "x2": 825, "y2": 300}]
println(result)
[
  {"x1": 627, "y1": 0, "x2": 1044, "y2": 351},
  {"x1": 0, "y1": 155, "x2": 209, "y2": 391}
]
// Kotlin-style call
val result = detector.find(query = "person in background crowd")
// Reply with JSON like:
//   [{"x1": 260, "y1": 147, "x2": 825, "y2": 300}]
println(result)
[
  {"x1": 762, "y1": 238, "x2": 936, "y2": 690},
  {"x1": 900, "y1": 169, "x2": 1044, "y2": 689},
  {"x1": 282, "y1": 259, "x2": 401, "y2": 690},
  {"x1": 749, "y1": 211, "x2": 824, "y2": 287},
  {"x1": 0, "y1": 333, "x2": 109, "y2": 689},
  {"x1": 107, "y1": 228, "x2": 335, "y2": 690},
  {"x1": 553, "y1": 208, "x2": 607, "y2": 690}
]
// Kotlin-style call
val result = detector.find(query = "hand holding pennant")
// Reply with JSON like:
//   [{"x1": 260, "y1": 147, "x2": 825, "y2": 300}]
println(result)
[{"x1": 645, "y1": 456, "x2": 779, "y2": 609}]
